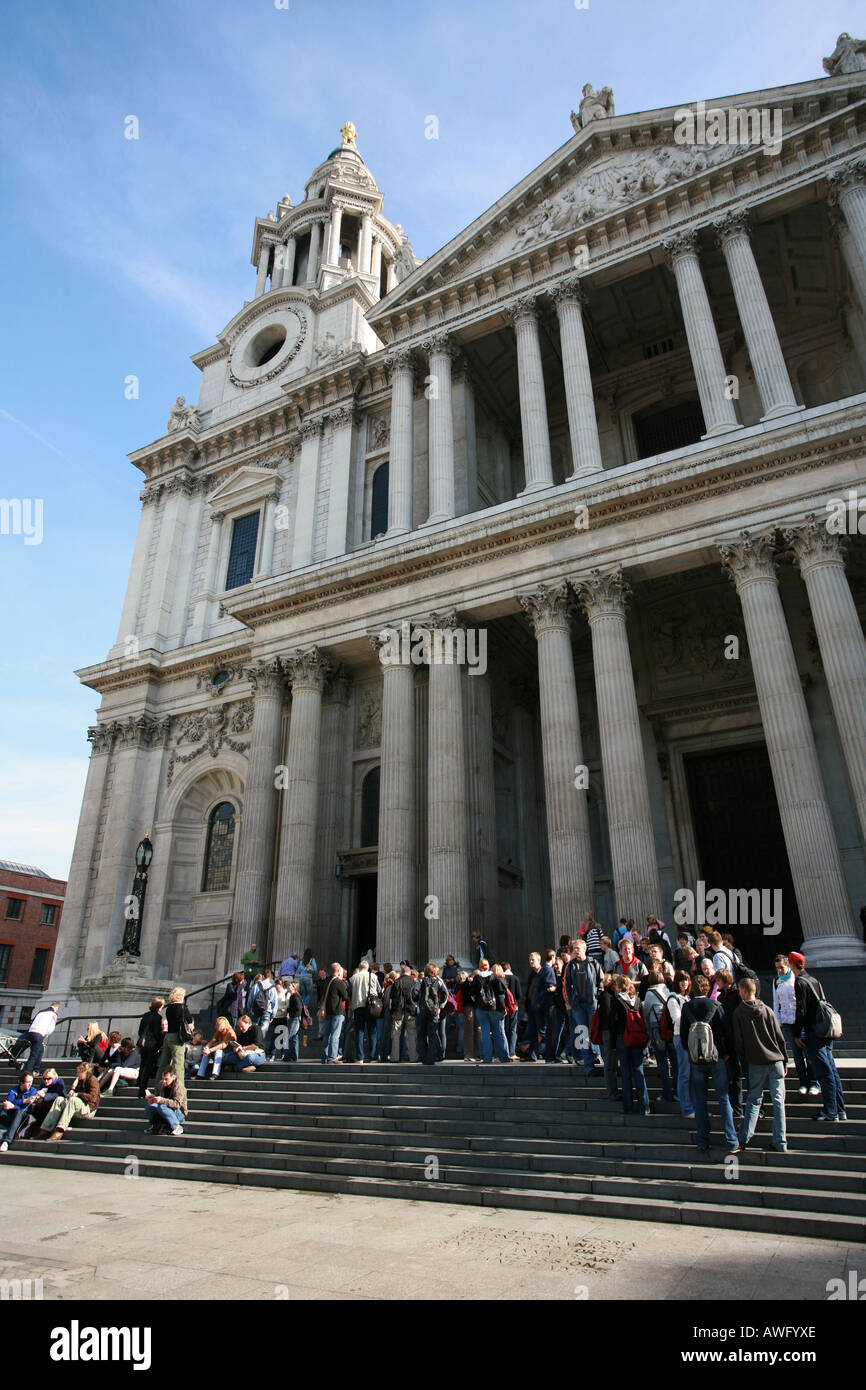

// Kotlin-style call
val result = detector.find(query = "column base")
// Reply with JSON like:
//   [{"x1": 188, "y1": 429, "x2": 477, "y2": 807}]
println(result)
[
  {"x1": 701, "y1": 421, "x2": 743, "y2": 440},
  {"x1": 760, "y1": 402, "x2": 805, "y2": 423},
  {"x1": 797, "y1": 932, "x2": 866, "y2": 968},
  {"x1": 567, "y1": 465, "x2": 603, "y2": 482},
  {"x1": 422, "y1": 511, "x2": 454, "y2": 527},
  {"x1": 384, "y1": 524, "x2": 411, "y2": 540},
  {"x1": 518, "y1": 478, "x2": 556, "y2": 496}
]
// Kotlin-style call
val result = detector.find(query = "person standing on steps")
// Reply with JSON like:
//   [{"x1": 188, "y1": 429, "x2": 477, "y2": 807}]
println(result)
[
  {"x1": 471, "y1": 932, "x2": 489, "y2": 968},
  {"x1": 136, "y1": 996, "x2": 166, "y2": 1100},
  {"x1": 564, "y1": 939, "x2": 603, "y2": 1078},
  {"x1": 732, "y1": 976, "x2": 789, "y2": 1155},
  {"x1": 416, "y1": 963, "x2": 449, "y2": 1065},
  {"x1": 790, "y1": 952, "x2": 847, "y2": 1123},
  {"x1": 609, "y1": 977, "x2": 651, "y2": 1115},
  {"x1": 772, "y1": 954, "x2": 819, "y2": 1098},
  {"x1": 318, "y1": 962, "x2": 350, "y2": 1065},
  {"x1": 283, "y1": 981, "x2": 304, "y2": 1063},
  {"x1": 349, "y1": 959, "x2": 382, "y2": 1064},
  {"x1": 596, "y1": 974, "x2": 621, "y2": 1101},
  {"x1": 667, "y1": 973, "x2": 695, "y2": 1119},
  {"x1": 241, "y1": 942, "x2": 260, "y2": 985},
  {"x1": 389, "y1": 963, "x2": 419, "y2": 1063},
  {"x1": 472, "y1": 959, "x2": 511, "y2": 1064},
  {"x1": 680, "y1": 974, "x2": 739, "y2": 1158},
  {"x1": 8, "y1": 1002, "x2": 60, "y2": 1074},
  {"x1": 156, "y1": 987, "x2": 193, "y2": 1080}
]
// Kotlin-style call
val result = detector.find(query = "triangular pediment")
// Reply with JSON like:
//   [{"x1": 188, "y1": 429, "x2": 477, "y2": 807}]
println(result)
[
  {"x1": 207, "y1": 466, "x2": 280, "y2": 510},
  {"x1": 369, "y1": 71, "x2": 863, "y2": 317}
]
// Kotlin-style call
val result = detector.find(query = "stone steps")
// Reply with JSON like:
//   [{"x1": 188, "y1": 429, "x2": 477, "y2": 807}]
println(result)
[{"x1": 7, "y1": 1061, "x2": 865, "y2": 1242}]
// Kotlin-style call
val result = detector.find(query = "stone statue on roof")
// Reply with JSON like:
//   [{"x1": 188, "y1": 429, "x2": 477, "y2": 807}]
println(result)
[
  {"x1": 340, "y1": 120, "x2": 358, "y2": 149},
  {"x1": 571, "y1": 84, "x2": 615, "y2": 133},
  {"x1": 823, "y1": 33, "x2": 866, "y2": 75}
]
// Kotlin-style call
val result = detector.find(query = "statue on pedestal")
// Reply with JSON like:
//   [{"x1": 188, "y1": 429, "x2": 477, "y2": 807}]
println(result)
[
  {"x1": 571, "y1": 83, "x2": 615, "y2": 133},
  {"x1": 823, "y1": 33, "x2": 866, "y2": 75}
]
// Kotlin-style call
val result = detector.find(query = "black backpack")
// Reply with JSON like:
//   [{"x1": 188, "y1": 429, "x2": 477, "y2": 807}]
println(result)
[
  {"x1": 137, "y1": 1012, "x2": 161, "y2": 1052},
  {"x1": 476, "y1": 975, "x2": 497, "y2": 1011},
  {"x1": 420, "y1": 978, "x2": 441, "y2": 1017}
]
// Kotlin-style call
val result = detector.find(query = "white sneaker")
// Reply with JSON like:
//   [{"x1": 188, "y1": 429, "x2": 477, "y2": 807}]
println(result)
[
  {"x1": 171, "y1": 1127, "x2": 184, "y2": 1137},
  {"x1": 808, "y1": 1084, "x2": 821, "y2": 1096},
  {"x1": 0, "y1": 1141, "x2": 8, "y2": 1153},
  {"x1": 798, "y1": 1086, "x2": 808, "y2": 1095}
]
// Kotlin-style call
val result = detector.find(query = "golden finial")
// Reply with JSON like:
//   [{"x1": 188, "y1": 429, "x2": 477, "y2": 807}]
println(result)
[{"x1": 339, "y1": 120, "x2": 358, "y2": 150}]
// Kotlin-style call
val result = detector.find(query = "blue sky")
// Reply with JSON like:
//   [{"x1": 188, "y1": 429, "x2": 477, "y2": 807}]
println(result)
[{"x1": 0, "y1": 0, "x2": 850, "y2": 879}]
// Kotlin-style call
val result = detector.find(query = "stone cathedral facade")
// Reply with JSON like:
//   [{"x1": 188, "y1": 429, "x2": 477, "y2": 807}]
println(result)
[{"x1": 52, "y1": 59, "x2": 866, "y2": 1015}]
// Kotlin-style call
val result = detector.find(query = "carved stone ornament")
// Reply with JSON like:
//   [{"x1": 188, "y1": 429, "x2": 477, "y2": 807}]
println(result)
[
  {"x1": 285, "y1": 647, "x2": 331, "y2": 692},
  {"x1": 166, "y1": 395, "x2": 201, "y2": 434},
  {"x1": 823, "y1": 33, "x2": 866, "y2": 76},
  {"x1": 518, "y1": 581, "x2": 573, "y2": 635},
  {"x1": 166, "y1": 702, "x2": 252, "y2": 784},
  {"x1": 827, "y1": 158, "x2": 866, "y2": 205},
  {"x1": 384, "y1": 347, "x2": 415, "y2": 379},
  {"x1": 228, "y1": 304, "x2": 307, "y2": 388},
  {"x1": 196, "y1": 663, "x2": 244, "y2": 696},
  {"x1": 369, "y1": 415, "x2": 390, "y2": 451},
  {"x1": 717, "y1": 529, "x2": 779, "y2": 590},
  {"x1": 713, "y1": 209, "x2": 752, "y2": 245},
  {"x1": 571, "y1": 84, "x2": 615, "y2": 131},
  {"x1": 572, "y1": 568, "x2": 632, "y2": 621},
  {"x1": 356, "y1": 686, "x2": 383, "y2": 748},
  {"x1": 645, "y1": 594, "x2": 750, "y2": 680},
  {"x1": 662, "y1": 229, "x2": 700, "y2": 263},
  {"x1": 505, "y1": 295, "x2": 541, "y2": 325},
  {"x1": 783, "y1": 514, "x2": 848, "y2": 574},
  {"x1": 87, "y1": 714, "x2": 172, "y2": 755},
  {"x1": 315, "y1": 332, "x2": 365, "y2": 363},
  {"x1": 393, "y1": 236, "x2": 418, "y2": 284},
  {"x1": 549, "y1": 276, "x2": 588, "y2": 310},
  {"x1": 244, "y1": 657, "x2": 285, "y2": 697}
]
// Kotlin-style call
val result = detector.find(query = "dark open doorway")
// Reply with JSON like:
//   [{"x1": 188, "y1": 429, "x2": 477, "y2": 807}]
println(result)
[
  {"x1": 351, "y1": 874, "x2": 377, "y2": 970},
  {"x1": 684, "y1": 744, "x2": 801, "y2": 969}
]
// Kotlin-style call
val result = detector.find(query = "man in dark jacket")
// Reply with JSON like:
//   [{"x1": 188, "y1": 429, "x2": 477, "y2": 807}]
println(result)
[
  {"x1": 389, "y1": 964, "x2": 418, "y2": 1063},
  {"x1": 680, "y1": 976, "x2": 738, "y2": 1157},
  {"x1": 732, "y1": 978, "x2": 788, "y2": 1152},
  {"x1": 790, "y1": 952, "x2": 847, "y2": 1122},
  {"x1": 565, "y1": 940, "x2": 603, "y2": 1076},
  {"x1": 520, "y1": 952, "x2": 545, "y2": 1061},
  {"x1": 136, "y1": 997, "x2": 166, "y2": 1099},
  {"x1": 471, "y1": 933, "x2": 489, "y2": 968},
  {"x1": 538, "y1": 950, "x2": 561, "y2": 1063}
]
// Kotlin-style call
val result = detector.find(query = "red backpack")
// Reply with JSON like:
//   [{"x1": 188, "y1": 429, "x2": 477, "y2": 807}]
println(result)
[
  {"x1": 658, "y1": 998, "x2": 676, "y2": 1044},
  {"x1": 589, "y1": 1008, "x2": 603, "y2": 1046},
  {"x1": 623, "y1": 1003, "x2": 648, "y2": 1049},
  {"x1": 503, "y1": 988, "x2": 518, "y2": 1017}
]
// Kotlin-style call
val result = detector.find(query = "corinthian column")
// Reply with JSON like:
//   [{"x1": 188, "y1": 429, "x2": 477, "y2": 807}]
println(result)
[
  {"x1": 714, "y1": 212, "x2": 801, "y2": 421},
  {"x1": 550, "y1": 279, "x2": 603, "y2": 476},
  {"x1": 371, "y1": 630, "x2": 417, "y2": 965},
  {"x1": 573, "y1": 570, "x2": 661, "y2": 920},
  {"x1": 425, "y1": 612, "x2": 470, "y2": 958},
  {"x1": 519, "y1": 583, "x2": 594, "y2": 932},
  {"x1": 231, "y1": 659, "x2": 285, "y2": 960},
  {"x1": 385, "y1": 348, "x2": 414, "y2": 535},
  {"x1": 828, "y1": 159, "x2": 866, "y2": 309},
  {"x1": 718, "y1": 531, "x2": 864, "y2": 965},
  {"x1": 272, "y1": 648, "x2": 330, "y2": 961},
  {"x1": 424, "y1": 334, "x2": 456, "y2": 523},
  {"x1": 785, "y1": 516, "x2": 866, "y2": 878},
  {"x1": 507, "y1": 296, "x2": 554, "y2": 492},
  {"x1": 664, "y1": 231, "x2": 741, "y2": 438}
]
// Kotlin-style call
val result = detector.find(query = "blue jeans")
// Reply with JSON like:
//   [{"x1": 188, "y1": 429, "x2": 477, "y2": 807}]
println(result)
[
  {"x1": 524, "y1": 1004, "x2": 545, "y2": 1059},
  {"x1": 283, "y1": 1018, "x2": 300, "y2": 1062},
  {"x1": 803, "y1": 1032, "x2": 845, "y2": 1118},
  {"x1": 353, "y1": 1008, "x2": 376, "y2": 1062},
  {"x1": 651, "y1": 1034, "x2": 678, "y2": 1101},
  {"x1": 781, "y1": 1023, "x2": 813, "y2": 1087},
  {"x1": 321, "y1": 1015, "x2": 343, "y2": 1063},
  {"x1": 222, "y1": 1048, "x2": 267, "y2": 1072},
  {"x1": 197, "y1": 1049, "x2": 226, "y2": 1078},
  {"x1": 419, "y1": 1015, "x2": 442, "y2": 1064},
  {"x1": 477, "y1": 1010, "x2": 510, "y2": 1063},
  {"x1": 544, "y1": 1001, "x2": 566, "y2": 1060},
  {"x1": 570, "y1": 1001, "x2": 596, "y2": 1072},
  {"x1": 504, "y1": 1011, "x2": 518, "y2": 1057},
  {"x1": 374, "y1": 1015, "x2": 387, "y2": 1061},
  {"x1": 674, "y1": 1036, "x2": 694, "y2": 1116},
  {"x1": 145, "y1": 1101, "x2": 185, "y2": 1132},
  {"x1": 0, "y1": 1107, "x2": 31, "y2": 1143},
  {"x1": 740, "y1": 1059, "x2": 787, "y2": 1150},
  {"x1": 11, "y1": 1032, "x2": 45, "y2": 1072},
  {"x1": 690, "y1": 1057, "x2": 738, "y2": 1150},
  {"x1": 615, "y1": 1037, "x2": 649, "y2": 1114}
]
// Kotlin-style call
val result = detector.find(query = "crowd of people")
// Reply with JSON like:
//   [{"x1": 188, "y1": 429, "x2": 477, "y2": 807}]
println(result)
[{"x1": 0, "y1": 917, "x2": 847, "y2": 1161}]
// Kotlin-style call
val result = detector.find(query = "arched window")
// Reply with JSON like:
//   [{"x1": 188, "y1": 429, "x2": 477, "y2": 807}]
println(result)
[
  {"x1": 202, "y1": 801, "x2": 236, "y2": 892},
  {"x1": 360, "y1": 766, "x2": 380, "y2": 847},
  {"x1": 370, "y1": 461, "x2": 389, "y2": 540}
]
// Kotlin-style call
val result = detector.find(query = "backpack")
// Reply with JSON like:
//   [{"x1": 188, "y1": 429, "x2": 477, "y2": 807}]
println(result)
[
  {"x1": 687, "y1": 1017, "x2": 718, "y2": 1067},
  {"x1": 300, "y1": 1005, "x2": 313, "y2": 1030},
  {"x1": 589, "y1": 1008, "x2": 603, "y2": 1046},
  {"x1": 476, "y1": 975, "x2": 497, "y2": 1011},
  {"x1": 137, "y1": 1014, "x2": 161, "y2": 1052},
  {"x1": 806, "y1": 979, "x2": 843, "y2": 1040},
  {"x1": 623, "y1": 1003, "x2": 648, "y2": 1049},
  {"x1": 252, "y1": 987, "x2": 270, "y2": 1016},
  {"x1": 503, "y1": 988, "x2": 518, "y2": 1017},
  {"x1": 420, "y1": 978, "x2": 441, "y2": 1017},
  {"x1": 658, "y1": 997, "x2": 676, "y2": 1044}
]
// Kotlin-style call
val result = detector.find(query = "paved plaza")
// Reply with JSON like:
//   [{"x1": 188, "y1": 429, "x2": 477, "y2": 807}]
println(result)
[{"x1": 0, "y1": 1167, "x2": 857, "y2": 1301}]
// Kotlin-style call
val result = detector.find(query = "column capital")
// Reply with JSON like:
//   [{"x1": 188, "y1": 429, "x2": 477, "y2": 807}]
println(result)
[
  {"x1": 328, "y1": 403, "x2": 360, "y2": 430},
  {"x1": 421, "y1": 331, "x2": 457, "y2": 358},
  {"x1": 572, "y1": 568, "x2": 632, "y2": 622},
  {"x1": 505, "y1": 294, "x2": 542, "y2": 325},
  {"x1": 662, "y1": 229, "x2": 700, "y2": 265},
  {"x1": 425, "y1": 608, "x2": 464, "y2": 633},
  {"x1": 549, "y1": 276, "x2": 588, "y2": 310},
  {"x1": 384, "y1": 346, "x2": 415, "y2": 378},
  {"x1": 717, "y1": 529, "x2": 779, "y2": 590},
  {"x1": 713, "y1": 209, "x2": 752, "y2": 246},
  {"x1": 783, "y1": 514, "x2": 848, "y2": 574},
  {"x1": 299, "y1": 415, "x2": 324, "y2": 441},
  {"x1": 828, "y1": 158, "x2": 866, "y2": 205},
  {"x1": 87, "y1": 723, "x2": 116, "y2": 755},
  {"x1": 285, "y1": 647, "x2": 331, "y2": 692},
  {"x1": 140, "y1": 481, "x2": 164, "y2": 507},
  {"x1": 244, "y1": 657, "x2": 286, "y2": 697},
  {"x1": 518, "y1": 581, "x2": 573, "y2": 635}
]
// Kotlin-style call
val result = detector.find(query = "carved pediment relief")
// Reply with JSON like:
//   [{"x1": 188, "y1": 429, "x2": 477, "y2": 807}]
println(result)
[{"x1": 207, "y1": 465, "x2": 282, "y2": 512}]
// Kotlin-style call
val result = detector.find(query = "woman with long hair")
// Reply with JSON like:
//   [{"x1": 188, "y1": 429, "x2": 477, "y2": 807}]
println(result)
[
  {"x1": 157, "y1": 987, "x2": 192, "y2": 1079},
  {"x1": 196, "y1": 1017, "x2": 238, "y2": 1079},
  {"x1": 76, "y1": 1022, "x2": 109, "y2": 1065}
]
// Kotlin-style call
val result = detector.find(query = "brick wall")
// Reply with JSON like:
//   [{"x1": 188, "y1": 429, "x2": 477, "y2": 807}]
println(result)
[{"x1": 0, "y1": 865, "x2": 65, "y2": 993}]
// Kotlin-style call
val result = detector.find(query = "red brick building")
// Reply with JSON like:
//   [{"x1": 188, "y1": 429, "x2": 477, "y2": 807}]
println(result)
[{"x1": 0, "y1": 859, "x2": 65, "y2": 1031}]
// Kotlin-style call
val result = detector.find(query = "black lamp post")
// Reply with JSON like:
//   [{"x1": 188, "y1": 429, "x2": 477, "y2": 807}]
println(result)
[{"x1": 119, "y1": 836, "x2": 153, "y2": 957}]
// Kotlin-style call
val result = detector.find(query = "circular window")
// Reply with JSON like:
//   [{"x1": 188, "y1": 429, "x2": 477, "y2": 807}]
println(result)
[
  {"x1": 246, "y1": 324, "x2": 287, "y2": 369},
  {"x1": 228, "y1": 306, "x2": 307, "y2": 388}
]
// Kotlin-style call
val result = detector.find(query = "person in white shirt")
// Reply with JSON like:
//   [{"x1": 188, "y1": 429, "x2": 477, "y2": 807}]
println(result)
[
  {"x1": 772, "y1": 953, "x2": 819, "y2": 1096},
  {"x1": 9, "y1": 1004, "x2": 59, "y2": 1073}
]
